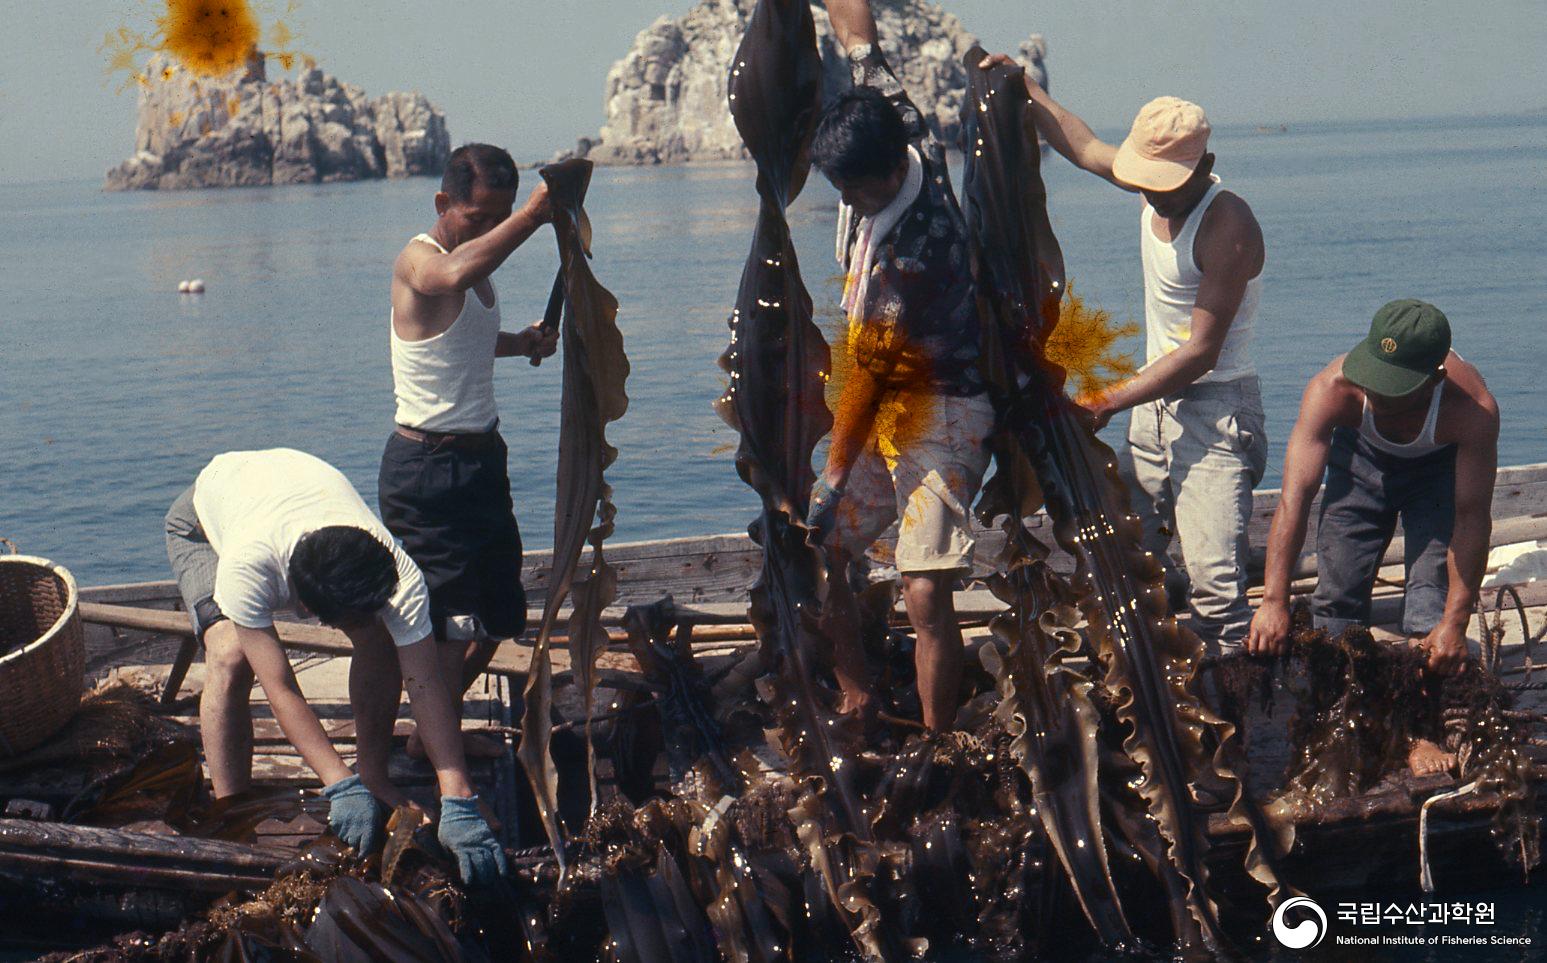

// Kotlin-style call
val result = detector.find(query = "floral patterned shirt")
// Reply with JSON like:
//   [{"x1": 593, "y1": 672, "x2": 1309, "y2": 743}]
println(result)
[{"x1": 838, "y1": 43, "x2": 983, "y2": 397}]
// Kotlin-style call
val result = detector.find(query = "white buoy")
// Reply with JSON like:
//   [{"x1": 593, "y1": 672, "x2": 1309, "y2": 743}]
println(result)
[
  {"x1": 188, "y1": 279, "x2": 206, "y2": 293},
  {"x1": 178, "y1": 280, "x2": 191, "y2": 293}
]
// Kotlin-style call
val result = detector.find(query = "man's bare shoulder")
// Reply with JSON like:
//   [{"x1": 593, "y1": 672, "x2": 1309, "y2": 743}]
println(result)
[
  {"x1": 1211, "y1": 189, "x2": 1257, "y2": 221},
  {"x1": 1444, "y1": 353, "x2": 1501, "y2": 429},
  {"x1": 1197, "y1": 191, "x2": 1264, "y2": 272},
  {"x1": 393, "y1": 237, "x2": 436, "y2": 281},
  {"x1": 1303, "y1": 356, "x2": 1363, "y2": 421}
]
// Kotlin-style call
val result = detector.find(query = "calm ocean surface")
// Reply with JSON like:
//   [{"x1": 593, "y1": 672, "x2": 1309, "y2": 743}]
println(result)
[{"x1": 2, "y1": 114, "x2": 1543, "y2": 587}]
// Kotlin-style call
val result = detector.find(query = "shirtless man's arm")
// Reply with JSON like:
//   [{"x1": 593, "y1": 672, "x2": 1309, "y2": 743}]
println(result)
[
  {"x1": 400, "y1": 184, "x2": 550, "y2": 297},
  {"x1": 495, "y1": 326, "x2": 558, "y2": 359},
  {"x1": 975, "y1": 52, "x2": 1127, "y2": 190},
  {"x1": 392, "y1": 182, "x2": 552, "y2": 343},
  {"x1": 1247, "y1": 362, "x2": 1357, "y2": 655},
  {"x1": 1423, "y1": 361, "x2": 1499, "y2": 675}
]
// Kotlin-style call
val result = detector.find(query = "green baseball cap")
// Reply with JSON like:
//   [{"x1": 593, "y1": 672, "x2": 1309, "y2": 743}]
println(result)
[{"x1": 1342, "y1": 299, "x2": 1451, "y2": 398}]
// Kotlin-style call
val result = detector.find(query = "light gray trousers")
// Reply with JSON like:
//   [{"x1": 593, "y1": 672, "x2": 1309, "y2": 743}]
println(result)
[{"x1": 1118, "y1": 377, "x2": 1267, "y2": 651}]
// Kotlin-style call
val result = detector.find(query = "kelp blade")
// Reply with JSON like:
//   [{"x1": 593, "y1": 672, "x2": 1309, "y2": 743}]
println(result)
[
  {"x1": 518, "y1": 157, "x2": 629, "y2": 875},
  {"x1": 958, "y1": 47, "x2": 1291, "y2": 955},
  {"x1": 716, "y1": 2, "x2": 894, "y2": 958},
  {"x1": 979, "y1": 563, "x2": 1134, "y2": 948}
]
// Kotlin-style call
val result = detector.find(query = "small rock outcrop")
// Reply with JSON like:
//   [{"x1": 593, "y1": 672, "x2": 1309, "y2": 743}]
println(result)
[
  {"x1": 106, "y1": 54, "x2": 450, "y2": 190},
  {"x1": 574, "y1": 0, "x2": 1047, "y2": 165}
]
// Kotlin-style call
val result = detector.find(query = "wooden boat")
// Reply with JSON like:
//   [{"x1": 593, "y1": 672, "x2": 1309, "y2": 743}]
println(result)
[{"x1": 2, "y1": 466, "x2": 1544, "y2": 949}]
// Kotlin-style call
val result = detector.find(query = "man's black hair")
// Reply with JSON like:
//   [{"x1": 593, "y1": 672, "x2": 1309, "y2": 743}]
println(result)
[
  {"x1": 289, "y1": 526, "x2": 398, "y2": 628},
  {"x1": 441, "y1": 143, "x2": 519, "y2": 203},
  {"x1": 809, "y1": 87, "x2": 909, "y2": 183}
]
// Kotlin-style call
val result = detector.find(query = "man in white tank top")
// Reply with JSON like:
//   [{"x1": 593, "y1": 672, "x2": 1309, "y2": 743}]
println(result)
[
  {"x1": 379, "y1": 144, "x2": 557, "y2": 757},
  {"x1": 995, "y1": 62, "x2": 1268, "y2": 651},
  {"x1": 1248, "y1": 302, "x2": 1499, "y2": 701}
]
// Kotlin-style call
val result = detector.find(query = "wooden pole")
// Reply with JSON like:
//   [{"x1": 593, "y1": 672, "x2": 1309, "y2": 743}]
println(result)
[{"x1": 0, "y1": 817, "x2": 286, "y2": 891}]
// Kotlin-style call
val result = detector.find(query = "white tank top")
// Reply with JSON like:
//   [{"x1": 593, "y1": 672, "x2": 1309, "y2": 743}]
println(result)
[
  {"x1": 390, "y1": 234, "x2": 501, "y2": 433},
  {"x1": 1140, "y1": 178, "x2": 1260, "y2": 383},
  {"x1": 1359, "y1": 383, "x2": 1446, "y2": 457}
]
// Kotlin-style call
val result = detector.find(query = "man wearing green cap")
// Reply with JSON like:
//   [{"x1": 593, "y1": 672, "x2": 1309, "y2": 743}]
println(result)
[{"x1": 1247, "y1": 300, "x2": 1499, "y2": 682}]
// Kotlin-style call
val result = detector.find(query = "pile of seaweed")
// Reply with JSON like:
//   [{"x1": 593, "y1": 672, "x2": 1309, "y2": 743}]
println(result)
[
  {"x1": 1269, "y1": 613, "x2": 1542, "y2": 872},
  {"x1": 0, "y1": 677, "x2": 189, "y2": 784},
  {"x1": 505, "y1": 597, "x2": 1269, "y2": 961},
  {"x1": 38, "y1": 809, "x2": 530, "y2": 963}
]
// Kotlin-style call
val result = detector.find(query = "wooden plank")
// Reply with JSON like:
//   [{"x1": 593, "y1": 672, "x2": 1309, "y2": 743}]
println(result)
[
  {"x1": 77, "y1": 462, "x2": 1547, "y2": 611},
  {"x1": 165, "y1": 718, "x2": 513, "y2": 745},
  {"x1": 79, "y1": 602, "x2": 653, "y2": 682},
  {"x1": 521, "y1": 532, "x2": 763, "y2": 606},
  {"x1": 79, "y1": 580, "x2": 182, "y2": 605}
]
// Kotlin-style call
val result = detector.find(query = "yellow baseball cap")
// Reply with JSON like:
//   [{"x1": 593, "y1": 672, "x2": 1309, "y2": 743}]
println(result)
[{"x1": 1112, "y1": 96, "x2": 1211, "y2": 192}]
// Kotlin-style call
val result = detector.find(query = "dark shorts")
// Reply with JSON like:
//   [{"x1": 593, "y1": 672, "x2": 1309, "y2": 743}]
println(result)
[
  {"x1": 378, "y1": 429, "x2": 527, "y2": 642},
  {"x1": 164, "y1": 484, "x2": 227, "y2": 642},
  {"x1": 1312, "y1": 427, "x2": 1456, "y2": 636}
]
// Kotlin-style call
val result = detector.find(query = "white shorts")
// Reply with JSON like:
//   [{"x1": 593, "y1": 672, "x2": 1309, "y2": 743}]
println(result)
[{"x1": 827, "y1": 392, "x2": 994, "y2": 574}]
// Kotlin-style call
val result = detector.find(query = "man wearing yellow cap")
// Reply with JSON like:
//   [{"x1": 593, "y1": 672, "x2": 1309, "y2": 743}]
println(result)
[
  {"x1": 1247, "y1": 301, "x2": 1499, "y2": 683},
  {"x1": 989, "y1": 64, "x2": 1268, "y2": 652}
]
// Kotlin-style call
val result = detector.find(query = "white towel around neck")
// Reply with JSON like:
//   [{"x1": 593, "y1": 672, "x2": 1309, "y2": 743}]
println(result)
[{"x1": 838, "y1": 145, "x2": 924, "y2": 325}]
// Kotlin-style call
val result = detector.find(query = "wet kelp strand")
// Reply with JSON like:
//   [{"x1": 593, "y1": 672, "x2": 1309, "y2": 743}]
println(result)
[
  {"x1": 518, "y1": 158, "x2": 630, "y2": 876},
  {"x1": 957, "y1": 48, "x2": 1293, "y2": 956},
  {"x1": 1275, "y1": 615, "x2": 1540, "y2": 879},
  {"x1": 713, "y1": 1, "x2": 893, "y2": 957}
]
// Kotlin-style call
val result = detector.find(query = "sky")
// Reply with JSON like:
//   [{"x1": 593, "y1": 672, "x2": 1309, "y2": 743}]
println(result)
[{"x1": 0, "y1": 0, "x2": 1542, "y2": 184}]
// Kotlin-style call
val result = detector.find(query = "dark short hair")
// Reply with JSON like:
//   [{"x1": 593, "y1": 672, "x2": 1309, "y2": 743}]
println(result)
[
  {"x1": 441, "y1": 143, "x2": 519, "y2": 203},
  {"x1": 288, "y1": 526, "x2": 398, "y2": 628},
  {"x1": 810, "y1": 87, "x2": 909, "y2": 183}
]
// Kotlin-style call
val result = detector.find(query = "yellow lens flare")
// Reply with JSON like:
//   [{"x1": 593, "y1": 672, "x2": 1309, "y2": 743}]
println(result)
[
  {"x1": 822, "y1": 282, "x2": 938, "y2": 464},
  {"x1": 1042, "y1": 284, "x2": 1140, "y2": 404},
  {"x1": 101, "y1": 1, "x2": 305, "y2": 92}
]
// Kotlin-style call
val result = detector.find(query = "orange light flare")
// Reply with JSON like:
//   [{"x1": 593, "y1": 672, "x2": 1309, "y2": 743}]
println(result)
[
  {"x1": 101, "y1": 0, "x2": 305, "y2": 91},
  {"x1": 1040, "y1": 284, "x2": 1140, "y2": 407},
  {"x1": 821, "y1": 289, "x2": 938, "y2": 464}
]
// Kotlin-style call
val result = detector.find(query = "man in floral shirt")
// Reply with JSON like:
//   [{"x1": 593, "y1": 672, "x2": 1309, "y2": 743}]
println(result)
[{"x1": 806, "y1": 0, "x2": 993, "y2": 731}]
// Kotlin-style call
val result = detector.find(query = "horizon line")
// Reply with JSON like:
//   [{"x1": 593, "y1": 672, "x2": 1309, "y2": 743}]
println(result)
[{"x1": 1, "y1": 108, "x2": 1540, "y2": 189}]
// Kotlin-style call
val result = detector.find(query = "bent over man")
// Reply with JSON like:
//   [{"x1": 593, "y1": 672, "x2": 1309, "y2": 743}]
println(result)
[
  {"x1": 1248, "y1": 300, "x2": 1499, "y2": 678},
  {"x1": 165, "y1": 448, "x2": 507, "y2": 884}
]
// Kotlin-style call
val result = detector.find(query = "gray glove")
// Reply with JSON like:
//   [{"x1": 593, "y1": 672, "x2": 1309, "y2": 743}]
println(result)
[
  {"x1": 322, "y1": 774, "x2": 385, "y2": 854},
  {"x1": 807, "y1": 476, "x2": 844, "y2": 543},
  {"x1": 438, "y1": 796, "x2": 509, "y2": 886}
]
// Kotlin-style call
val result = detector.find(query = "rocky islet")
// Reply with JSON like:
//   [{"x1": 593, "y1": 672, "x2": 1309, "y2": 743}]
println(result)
[
  {"x1": 106, "y1": 53, "x2": 449, "y2": 191},
  {"x1": 573, "y1": 0, "x2": 1047, "y2": 165}
]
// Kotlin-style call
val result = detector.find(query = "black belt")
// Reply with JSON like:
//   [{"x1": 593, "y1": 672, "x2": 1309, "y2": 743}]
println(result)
[{"x1": 394, "y1": 424, "x2": 501, "y2": 451}]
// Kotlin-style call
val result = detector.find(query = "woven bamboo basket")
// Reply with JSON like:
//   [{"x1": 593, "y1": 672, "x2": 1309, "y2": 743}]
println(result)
[{"x1": 0, "y1": 550, "x2": 85, "y2": 756}]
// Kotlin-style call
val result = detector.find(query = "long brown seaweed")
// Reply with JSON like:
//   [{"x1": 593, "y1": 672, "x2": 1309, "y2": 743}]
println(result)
[
  {"x1": 518, "y1": 158, "x2": 630, "y2": 876},
  {"x1": 957, "y1": 47, "x2": 1292, "y2": 955},
  {"x1": 977, "y1": 567, "x2": 1134, "y2": 947},
  {"x1": 712, "y1": 1, "x2": 894, "y2": 956}
]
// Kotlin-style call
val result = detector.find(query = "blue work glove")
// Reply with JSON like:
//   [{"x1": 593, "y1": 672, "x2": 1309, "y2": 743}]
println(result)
[
  {"x1": 321, "y1": 774, "x2": 385, "y2": 855},
  {"x1": 806, "y1": 476, "x2": 845, "y2": 544},
  {"x1": 438, "y1": 796, "x2": 509, "y2": 886}
]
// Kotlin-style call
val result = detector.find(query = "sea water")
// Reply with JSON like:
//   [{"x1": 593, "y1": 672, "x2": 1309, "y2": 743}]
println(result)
[{"x1": 1, "y1": 113, "x2": 1542, "y2": 586}]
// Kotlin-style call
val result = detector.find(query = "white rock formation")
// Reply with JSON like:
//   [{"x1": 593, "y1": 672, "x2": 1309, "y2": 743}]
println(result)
[
  {"x1": 576, "y1": 0, "x2": 1047, "y2": 165},
  {"x1": 106, "y1": 54, "x2": 450, "y2": 190}
]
